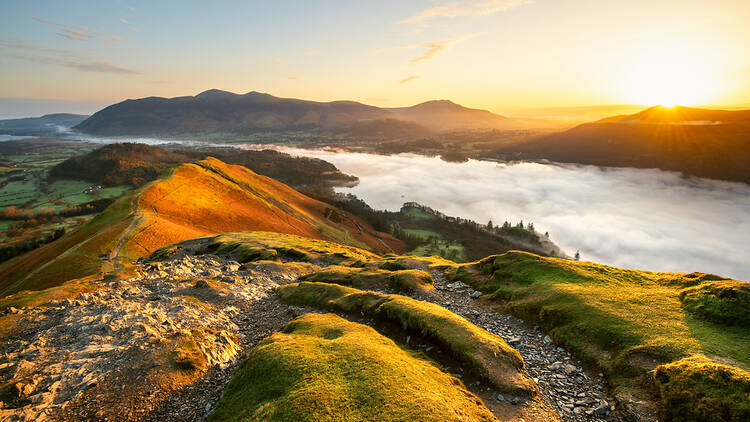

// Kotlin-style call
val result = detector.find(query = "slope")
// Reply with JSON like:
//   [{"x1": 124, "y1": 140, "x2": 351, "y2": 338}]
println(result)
[
  {"x1": 505, "y1": 106, "x2": 750, "y2": 184},
  {"x1": 0, "y1": 157, "x2": 403, "y2": 295}
]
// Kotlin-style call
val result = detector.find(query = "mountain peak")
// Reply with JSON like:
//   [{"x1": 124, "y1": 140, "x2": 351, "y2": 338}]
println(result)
[{"x1": 195, "y1": 89, "x2": 238, "y2": 100}]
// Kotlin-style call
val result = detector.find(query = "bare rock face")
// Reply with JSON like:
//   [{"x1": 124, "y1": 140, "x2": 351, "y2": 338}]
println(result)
[{"x1": 0, "y1": 253, "x2": 298, "y2": 421}]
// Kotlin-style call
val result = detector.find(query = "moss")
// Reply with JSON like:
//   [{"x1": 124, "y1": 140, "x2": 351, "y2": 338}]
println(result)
[
  {"x1": 679, "y1": 280, "x2": 750, "y2": 325},
  {"x1": 454, "y1": 250, "x2": 750, "y2": 407},
  {"x1": 654, "y1": 356, "x2": 750, "y2": 421},
  {"x1": 277, "y1": 282, "x2": 536, "y2": 396},
  {"x1": 149, "y1": 245, "x2": 179, "y2": 261},
  {"x1": 201, "y1": 232, "x2": 380, "y2": 265},
  {"x1": 208, "y1": 313, "x2": 497, "y2": 422},
  {"x1": 300, "y1": 265, "x2": 434, "y2": 294}
]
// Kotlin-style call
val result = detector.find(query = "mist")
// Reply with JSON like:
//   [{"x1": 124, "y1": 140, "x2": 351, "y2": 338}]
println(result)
[{"x1": 257, "y1": 146, "x2": 750, "y2": 281}]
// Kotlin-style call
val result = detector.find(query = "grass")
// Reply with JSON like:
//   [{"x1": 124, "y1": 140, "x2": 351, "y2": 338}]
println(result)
[
  {"x1": 452, "y1": 250, "x2": 750, "y2": 415},
  {"x1": 187, "y1": 231, "x2": 380, "y2": 265},
  {"x1": 0, "y1": 189, "x2": 137, "y2": 295},
  {"x1": 300, "y1": 265, "x2": 434, "y2": 294},
  {"x1": 277, "y1": 281, "x2": 536, "y2": 396},
  {"x1": 654, "y1": 356, "x2": 750, "y2": 421},
  {"x1": 208, "y1": 313, "x2": 497, "y2": 422}
]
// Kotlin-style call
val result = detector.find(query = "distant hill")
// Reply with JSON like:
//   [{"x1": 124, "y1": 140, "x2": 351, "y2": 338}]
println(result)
[
  {"x1": 503, "y1": 106, "x2": 750, "y2": 184},
  {"x1": 0, "y1": 157, "x2": 403, "y2": 294},
  {"x1": 49, "y1": 142, "x2": 358, "y2": 190},
  {"x1": 73, "y1": 90, "x2": 555, "y2": 136},
  {"x1": 0, "y1": 113, "x2": 88, "y2": 136}
]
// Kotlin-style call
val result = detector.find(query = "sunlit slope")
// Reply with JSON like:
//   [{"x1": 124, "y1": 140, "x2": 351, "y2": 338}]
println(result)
[
  {"x1": 120, "y1": 157, "x2": 402, "y2": 259},
  {"x1": 0, "y1": 158, "x2": 403, "y2": 295},
  {"x1": 508, "y1": 106, "x2": 750, "y2": 183},
  {"x1": 0, "y1": 190, "x2": 135, "y2": 295}
]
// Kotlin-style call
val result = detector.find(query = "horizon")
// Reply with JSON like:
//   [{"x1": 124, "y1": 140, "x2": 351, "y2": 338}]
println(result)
[{"x1": 2, "y1": 0, "x2": 750, "y2": 118}]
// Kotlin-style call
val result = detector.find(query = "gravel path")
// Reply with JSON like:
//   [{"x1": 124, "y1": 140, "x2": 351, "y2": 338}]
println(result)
[{"x1": 421, "y1": 270, "x2": 623, "y2": 422}]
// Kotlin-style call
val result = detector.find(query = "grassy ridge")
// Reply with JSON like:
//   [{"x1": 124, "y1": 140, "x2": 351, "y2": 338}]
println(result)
[
  {"x1": 209, "y1": 313, "x2": 498, "y2": 422},
  {"x1": 277, "y1": 281, "x2": 536, "y2": 396},
  {"x1": 300, "y1": 265, "x2": 434, "y2": 294},
  {"x1": 452, "y1": 251, "x2": 750, "y2": 418}
]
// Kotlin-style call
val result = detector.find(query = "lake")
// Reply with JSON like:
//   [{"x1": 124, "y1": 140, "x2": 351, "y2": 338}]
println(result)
[{"x1": 244, "y1": 145, "x2": 750, "y2": 281}]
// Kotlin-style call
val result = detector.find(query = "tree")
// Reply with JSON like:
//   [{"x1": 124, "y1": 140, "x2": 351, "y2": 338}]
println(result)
[
  {"x1": 545, "y1": 231, "x2": 549, "y2": 238},
  {"x1": 574, "y1": 250, "x2": 580, "y2": 261},
  {"x1": 487, "y1": 220, "x2": 493, "y2": 230},
  {"x1": 528, "y1": 222, "x2": 534, "y2": 231},
  {"x1": 516, "y1": 220, "x2": 524, "y2": 229}
]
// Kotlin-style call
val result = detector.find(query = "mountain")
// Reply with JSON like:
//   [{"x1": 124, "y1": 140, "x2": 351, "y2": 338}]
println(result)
[
  {"x1": 503, "y1": 106, "x2": 750, "y2": 184},
  {"x1": 73, "y1": 90, "x2": 552, "y2": 136},
  {"x1": 387, "y1": 100, "x2": 511, "y2": 132},
  {"x1": 0, "y1": 157, "x2": 403, "y2": 295},
  {"x1": 0, "y1": 113, "x2": 88, "y2": 136}
]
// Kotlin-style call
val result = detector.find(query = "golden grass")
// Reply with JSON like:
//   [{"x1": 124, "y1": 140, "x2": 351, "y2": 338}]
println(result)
[
  {"x1": 278, "y1": 282, "x2": 536, "y2": 396},
  {"x1": 209, "y1": 313, "x2": 497, "y2": 422}
]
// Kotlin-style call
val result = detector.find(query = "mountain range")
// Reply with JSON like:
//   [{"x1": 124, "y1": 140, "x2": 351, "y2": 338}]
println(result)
[{"x1": 72, "y1": 89, "x2": 558, "y2": 136}]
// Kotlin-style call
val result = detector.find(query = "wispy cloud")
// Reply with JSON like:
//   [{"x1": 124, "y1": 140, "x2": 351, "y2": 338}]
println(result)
[
  {"x1": 120, "y1": 18, "x2": 129, "y2": 24},
  {"x1": 10, "y1": 54, "x2": 141, "y2": 75},
  {"x1": 400, "y1": 75, "x2": 419, "y2": 84},
  {"x1": 56, "y1": 33, "x2": 88, "y2": 42},
  {"x1": 287, "y1": 75, "x2": 301, "y2": 80},
  {"x1": 402, "y1": 0, "x2": 531, "y2": 23},
  {"x1": 1, "y1": 39, "x2": 141, "y2": 75},
  {"x1": 403, "y1": 34, "x2": 478, "y2": 63},
  {"x1": 31, "y1": 16, "x2": 127, "y2": 46}
]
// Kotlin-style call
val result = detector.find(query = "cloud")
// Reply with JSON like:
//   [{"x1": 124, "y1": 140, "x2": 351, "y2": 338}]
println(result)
[
  {"x1": 120, "y1": 18, "x2": 129, "y2": 24},
  {"x1": 404, "y1": 34, "x2": 477, "y2": 63},
  {"x1": 1, "y1": 40, "x2": 140, "y2": 75},
  {"x1": 402, "y1": 0, "x2": 531, "y2": 23},
  {"x1": 274, "y1": 59, "x2": 285, "y2": 65},
  {"x1": 56, "y1": 33, "x2": 88, "y2": 41},
  {"x1": 64, "y1": 29, "x2": 95, "y2": 38},
  {"x1": 31, "y1": 16, "x2": 126, "y2": 46},
  {"x1": 10, "y1": 53, "x2": 141, "y2": 75},
  {"x1": 257, "y1": 146, "x2": 750, "y2": 282},
  {"x1": 287, "y1": 75, "x2": 301, "y2": 80},
  {"x1": 400, "y1": 75, "x2": 419, "y2": 84}
]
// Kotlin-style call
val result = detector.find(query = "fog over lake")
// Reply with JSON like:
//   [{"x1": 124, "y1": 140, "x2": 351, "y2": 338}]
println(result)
[{"x1": 248, "y1": 146, "x2": 750, "y2": 281}]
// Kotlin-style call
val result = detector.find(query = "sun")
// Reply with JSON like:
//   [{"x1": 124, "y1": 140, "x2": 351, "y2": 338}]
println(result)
[
  {"x1": 624, "y1": 61, "x2": 715, "y2": 107},
  {"x1": 616, "y1": 40, "x2": 722, "y2": 107}
]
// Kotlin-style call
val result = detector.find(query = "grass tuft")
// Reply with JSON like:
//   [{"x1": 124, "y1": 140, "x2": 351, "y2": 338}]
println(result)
[
  {"x1": 208, "y1": 313, "x2": 497, "y2": 422},
  {"x1": 277, "y1": 281, "x2": 536, "y2": 396}
]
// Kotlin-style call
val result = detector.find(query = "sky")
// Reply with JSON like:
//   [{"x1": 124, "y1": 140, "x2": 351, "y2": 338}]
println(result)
[{"x1": 1, "y1": 0, "x2": 749, "y2": 117}]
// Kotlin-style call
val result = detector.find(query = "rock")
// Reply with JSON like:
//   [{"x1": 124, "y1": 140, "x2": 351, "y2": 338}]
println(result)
[
  {"x1": 564, "y1": 364, "x2": 577, "y2": 375},
  {"x1": 194, "y1": 279, "x2": 210, "y2": 289},
  {"x1": 446, "y1": 281, "x2": 470, "y2": 290},
  {"x1": 496, "y1": 393, "x2": 505, "y2": 401},
  {"x1": 508, "y1": 337, "x2": 522, "y2": 346},
  {"x1": 594, "y1": 403, "x2": 610, "y2": 415},
  {"x1": 469, "y1": 290, "x2": 482, "y2": 299},
  {"x1": 543, "y1": 335, "x2": 552, "y2": 345}
]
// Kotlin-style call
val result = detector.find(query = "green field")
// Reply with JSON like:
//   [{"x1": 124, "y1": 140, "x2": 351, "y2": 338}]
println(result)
[{"x1": 0, "y1": 177, "x2": 129, "y2": 210}]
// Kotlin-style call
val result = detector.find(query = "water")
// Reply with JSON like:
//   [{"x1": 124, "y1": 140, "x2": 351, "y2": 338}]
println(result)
[{"x1": 242, "y1": 146, "x2": 750, "y2": 281}]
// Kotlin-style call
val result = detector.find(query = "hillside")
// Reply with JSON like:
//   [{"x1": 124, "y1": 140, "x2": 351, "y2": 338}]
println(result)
[
  {"x1": 503, "y1": 106, "x2": 750, "y2": 184},
  {"x1": 0, "y1": 157, "x2": 402, "y2": 295},
  {"x1": 49, "y1": 143, "x2": 358, "y2": 190},
  {"x1": 73, "y1": 89, "x2": 551, "y2": 136},
  {"x1": 0, "y1": 232, "x2": 746, "y2": 421}
]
